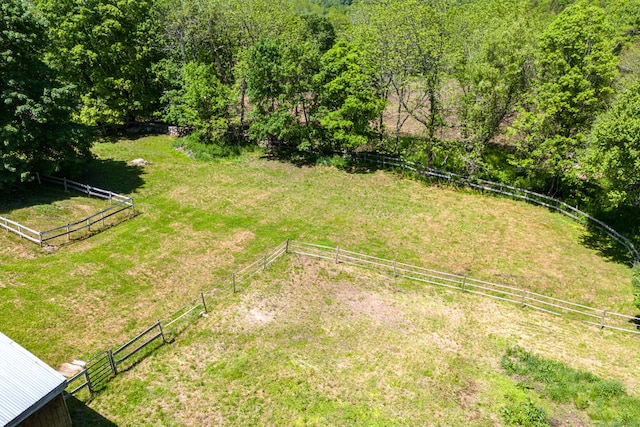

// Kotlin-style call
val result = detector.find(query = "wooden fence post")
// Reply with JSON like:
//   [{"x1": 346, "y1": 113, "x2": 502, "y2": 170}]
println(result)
[
  {"x1": 600, "y1": 309, "x2": 607, "y2": 329},
  {"x1": 201, "y1": 292, "x2": 208, "y2": 313},
  {"x1": 39, "y1": 232, "x2": 43, "y2": 248},
  {"x1": 335, "y1": 247, "x2": 340, "y2": 264},
  {"x1": 521, "y1": 290, "x2": 527, "y2": 307},
  {"x1": 393, "y1": 259, "x2": 397, "y2": 277},
  {"x1": 36, "y1": 172, "x2": 41, "y2": 184},
  {"x1": 461, "y1": 275, "x2": 467, "y2": 292},
  {"x1": 63, "y1": 177, "x2": 68, "y2": 192},
  {"x1": 263, "y1": 254, "x2": 267, "y2": 270},
  {"x1": 285, "y1": 238, "x2": 289, "y2": 253},
  {"x1": 87, "y1": 218, "x2": 91, "y2": 232},
  {"x1": 66, "y1": 223, "x2": 70, "y2": 241},
  {"x1": 232, "y1": 273, "x2": 236, "y2": 293}
]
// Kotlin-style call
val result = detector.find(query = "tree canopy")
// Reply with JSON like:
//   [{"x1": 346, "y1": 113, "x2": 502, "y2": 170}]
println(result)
[{"x1": 1, "y1": 0, "x2": 92, "y2": 191}]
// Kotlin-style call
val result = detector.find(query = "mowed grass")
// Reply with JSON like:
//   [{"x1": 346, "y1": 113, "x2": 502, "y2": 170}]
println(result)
[
  {"x1": 83, "y1": 257, "x2": 640, "y2": 426},
  {"x1": 0, "y1": 183, "x2": 115, "y2": 232},
  {"x1": 0, "y1": 135, "x2": 634, "y2": 370}
]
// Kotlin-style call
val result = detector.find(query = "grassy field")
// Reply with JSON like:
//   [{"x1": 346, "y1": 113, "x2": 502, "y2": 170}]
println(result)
[
  {"x1": 0, "y1": 135, "x2": 637, "y2": 424},
  {"x1": 80, "y1": 256, "x2": 640, "y2": 426}
]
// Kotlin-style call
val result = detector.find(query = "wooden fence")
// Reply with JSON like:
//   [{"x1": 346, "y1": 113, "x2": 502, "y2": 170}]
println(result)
[
  {"x1": 0, "y1": 175, "x2": 134, "y2": 246},
  {"x1": 64, "y1": 242, "x2": 288, "y2": 398},
  {"x1": 286, "y1": 240, "x2": 640, "y2": 336}
]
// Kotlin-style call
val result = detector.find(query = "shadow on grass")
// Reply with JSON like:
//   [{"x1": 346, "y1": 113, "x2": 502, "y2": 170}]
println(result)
[
  {"x1": 580, "y1": 205, "x2": 640, "y2": 266},
  {"x1": 67, "y1": 396, "x2": 118, "y2": 427},
  {"x1": 0, "y1": 183, "x2": 74, "y2": 214},
  {"x1": 0, "y1": 159, "x2": 144, "y2": 214},
  {"x1": 79, "y1": 158, "x2": 146, "y2": 195}
]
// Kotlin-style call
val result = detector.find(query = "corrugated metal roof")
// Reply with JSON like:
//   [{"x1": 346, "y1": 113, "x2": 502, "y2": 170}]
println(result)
[{"x1": 0, "y1": 331, "x2": 67, "y2": 427}]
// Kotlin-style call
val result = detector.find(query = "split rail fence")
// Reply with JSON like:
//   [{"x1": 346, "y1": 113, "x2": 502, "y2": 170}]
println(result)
[
  {"x1": 0, "y1": 175, "x2": 134, "y2": 246},
  {"x1": 287, "y1": 240, "x2": 640, "y2": 335},
  {"x1": 64, "y1": 241, "x2": 288, "y2": 398}
]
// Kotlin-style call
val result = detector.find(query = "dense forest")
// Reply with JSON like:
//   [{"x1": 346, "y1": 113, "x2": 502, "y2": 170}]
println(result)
[{"x1": 2, "y1": 0, "x2": 640, "y2": 210}]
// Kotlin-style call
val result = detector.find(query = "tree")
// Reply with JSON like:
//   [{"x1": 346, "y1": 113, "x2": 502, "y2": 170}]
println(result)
[
  {"x1": 583, "y1": 81, "x2": 640, "y2": 207},
  {"x1": 313, "y1": 41, "x2": 386, "y2": 151},
  {"x1": 452, "y1": 0, "x2": 537, "y2": 174},
  {"x1": 1, "y1": 0, "x2": 92, "y2": 191},
  {"x1": 510, "y1": 1, "x2": 618, "y2": 193},
  {"x1": 163, "y1": 61, "x2": 232, "y2": 142},
  {"x1": 39, "y1": 0, "x2": 164, "y2": 125}
]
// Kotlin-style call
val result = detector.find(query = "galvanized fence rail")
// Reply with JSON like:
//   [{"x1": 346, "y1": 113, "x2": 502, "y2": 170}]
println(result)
[
  {"x1": 354, "y1": 152, "x2": 640, "y2": 264},
  {"x1": 64, "y1": 242, "x2": 288, "y2": 399},
  {"x1": 287, "y1": 148, "x2": 638, "y2": 265},
  {"x1": 287, "y1": 240, "x2": 640, "y2": 336},
  {"x1": 0, "y1": 175, "x2": 134, "y2": 246}
]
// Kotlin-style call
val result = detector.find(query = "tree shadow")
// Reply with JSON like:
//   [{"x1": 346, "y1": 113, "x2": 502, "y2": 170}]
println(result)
[
  {"x1": 581, "y1": 205, "x2": 640, "y2": 266},
  {"x1": 78, "y1": 158, "x2": 146, "y2": 195},
  {"x1": 66, "y1": 396, "x2": 118, "y2": 427},
  {"x1": 0, "y1": 159, "x2": 144, "y2": 214},
  {"x1": 0, "y1": 183, "x2": 74, "y2": 214}
]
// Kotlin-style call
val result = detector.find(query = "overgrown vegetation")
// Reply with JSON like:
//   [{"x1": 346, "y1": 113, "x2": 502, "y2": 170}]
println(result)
[{"x1": 501, "y1": 346, "x2": 640, "y2": 425}]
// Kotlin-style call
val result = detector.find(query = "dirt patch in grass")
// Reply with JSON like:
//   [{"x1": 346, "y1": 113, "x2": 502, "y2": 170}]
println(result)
[{"x1": 84, "y1": 256, "x2": 640, "y2": 426}]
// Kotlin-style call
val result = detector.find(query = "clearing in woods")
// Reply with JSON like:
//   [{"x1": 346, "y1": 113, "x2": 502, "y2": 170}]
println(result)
[{"x1": 0, "y1": 136, "x2": 636, "y2": 424}]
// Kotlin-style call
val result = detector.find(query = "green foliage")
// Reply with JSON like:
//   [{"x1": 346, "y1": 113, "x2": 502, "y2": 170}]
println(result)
[
  {"x1": 313, "y1": 41, "x2": 386, "y2": 151},
  {"x1": 510, "y1": 1, "x2": 618, "y2": 190},
  {"x1": 500, "y1": 399, "x2": 550, "y2": 427},
  {"x1": 0, "y1": 0, "x2": 92, "y2": 191},
  {"x1": 584, "y1": 81, "x2": 640, "y2": 207},
  {"x1": 452, "y1": 0, "x2": 537, "y2": 174},
  {"x1": 501, "y1": 346, "x2": 640, "y2": 424},
  {"x1": 40, "y1": 0, "x2": 164, "y2": 125},
  {"x1": 163, "y1": 61, "x2": 232, "y2": 142}
]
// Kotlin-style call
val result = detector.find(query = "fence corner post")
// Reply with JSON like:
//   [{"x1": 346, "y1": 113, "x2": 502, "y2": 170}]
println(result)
[
  {"x1": 39, "y1": 232, "x2": 43, "y2": 248},
  {"x1": 107, "y1": 349, "x2": 118, "y2": 376},
  {"x1": 157, "y1": 320, "x2": 167, "y2": 344},
  {"x1": 285, "y1": 238, "x2": 289, "y2": 254}
]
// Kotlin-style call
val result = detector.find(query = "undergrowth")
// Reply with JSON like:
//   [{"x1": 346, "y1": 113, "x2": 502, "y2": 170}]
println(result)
[{"x1": 501, "y1": 346, "x2": 640, "y2": 426}]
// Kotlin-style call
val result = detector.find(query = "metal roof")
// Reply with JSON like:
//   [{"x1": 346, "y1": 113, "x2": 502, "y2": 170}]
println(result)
[{"x1": 0, "y1": 331, "x2": 67, "y2": 427}]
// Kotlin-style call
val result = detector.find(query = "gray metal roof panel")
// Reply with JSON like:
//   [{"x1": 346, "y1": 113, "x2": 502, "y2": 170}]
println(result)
[{"x1": 0, "y1": 331, "x2": 67, "y2": 427}]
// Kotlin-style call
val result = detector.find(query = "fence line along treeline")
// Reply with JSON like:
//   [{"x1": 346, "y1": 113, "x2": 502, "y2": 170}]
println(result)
[
  {"x1": 289, "y1": 148, "x2": 639, "y2": 266},
  {"x1": 64, "y1": 238, "x2": 639, "y2": 402},
  {"x1": 0, "y1": 174, "x2": 135, "y2": 246}
]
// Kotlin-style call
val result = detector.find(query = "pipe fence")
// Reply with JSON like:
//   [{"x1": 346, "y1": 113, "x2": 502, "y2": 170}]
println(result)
[
  {"x1": 63, "y1": 238, "x2": 639, "y2": 401},
  {"x1": 287, "y1": 240, "x2": 640, "y2": 336},
  {"x1": 0, "y1": 175, "x2": 134, "y2": 246},
  {"x1": 285, "y1": 148, "x2": 639, "y2": 265},
  {"x1": 64, "y1": 241, "x2": 288, "y2": 399}
]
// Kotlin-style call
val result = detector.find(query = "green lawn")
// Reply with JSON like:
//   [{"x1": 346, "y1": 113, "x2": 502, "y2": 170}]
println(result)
[{"x1": 0, "y1": 135, "x2": 636, "y2": 424}]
